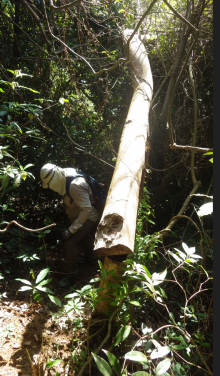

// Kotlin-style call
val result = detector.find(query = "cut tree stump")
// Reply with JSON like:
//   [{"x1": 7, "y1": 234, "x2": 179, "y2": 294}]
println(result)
[{"x1": 94, "y1": 256, "x2": 124, "y2": 315}]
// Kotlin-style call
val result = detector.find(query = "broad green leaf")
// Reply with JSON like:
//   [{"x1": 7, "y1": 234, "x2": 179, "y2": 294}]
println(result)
[
  {"x1": 150, "y1": 346, "x2": 171, "y2": 359},
  {"x1": 24, "y1": 163, "x2": 34, "y2": 170},
  {"x1": 0, "y1": 111, "x2": 8, "y2": 116},
  {"x1": 2, "y1": 175, "x2": 9, "y2": 189},
  {"x1": 111, "y1": 326, "x2": 131, "y2": 348},
  {"x1": 174, "y1": 249, "x2": 186, "y2": 260},
  {"x1": 172, "y1": 344, "x2": 187, "y2": 350},
  {"x1": 35, "y1": 268, "x2": 50, "y2": 284},
  {"x1": 16, "y1": 278, "x2": 32, "y2": 286},
  {"x1": 37, "y1": 278, "x2": 52, "y2": 286},
  {"x1": 48, "y1": 295, "x2": 62, "y2": 307},
  {"x1": 89, "y1": 277, "x2": 101, "y2": 283},
  {"x1": 36, "y1": 286, "x2": 53, "y2": 294},
  {"x1": 18, "y1": 286, "x2": 33, "y2": 292},
  {"x1": 157, "y1": 287, "x2": 168, "y2": 299},
  {"x1": 123, "y1": 351, "x2": 148, "y2": 363},
  {"x1": 64, "y1": 292, "x2": 79, "y2": 298},
  {"x1": 203, "y1": 152, "x2": 213, "y2": 155},
  {"x1": 152, "y1": 269, "x2": 167, "y2": 285},
  {"x1": 129, "y1": 301, "x2": 141, "y2": 306},
  {"x1": 155, "y1": 358, "x2": 171, "y2": 375},
  {"x1": 182, "y1": 243, "x2": 188, "y2": 253},
  {"x1": 131, "y1": 372, "x2": 150, "y2": 376},
  {"x1": 197, "y1": 202, "x2": 213, "y2": 217},
  {"x1": 92, "y1": 353, "x2": 114, "y2": 376},
  {"x1": 102, "y1": 350, "x2": 121, "y2": 376},
  {"x1": 13, "y1": 175, "x2": 21, "y2": 188},
  {"x1": 168, "y1": 251, "x2": 181, "y2": 263},
  {"x1": 46, "y1": 359, "x2": 61, "y2": 369}
]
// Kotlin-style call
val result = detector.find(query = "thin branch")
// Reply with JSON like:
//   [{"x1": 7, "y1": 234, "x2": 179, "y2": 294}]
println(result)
[
  {"x1": 146, "y1": 181, "x2": 202, "y2": 248},
  {"x1": 170, "y1": 143, "x2": 213, "y2": 153},
  {"x1": 163, "y1": 0, "x2": 198, "y2": 34},
  {"x1": 20, "y1": 0, "x2": 52, "y2": 48},
  {"x1": 0, "y1": 10, "x2": 49, "y2": 55},
  {"x1": 167, "y1": 34, "x2": 199, "y2": 145},
  {"x1": 125, "y1": 0, "x2": 159, "y2": 56},
  {"x1": 188, "y1": 53, "x2": 198, "y2": 185},
  {"x1": 0, "y1": 220, "x2": 56, "y2": 233},
  {"x1": 50, "y1": 0, "x2": 81, "y2": 11}
]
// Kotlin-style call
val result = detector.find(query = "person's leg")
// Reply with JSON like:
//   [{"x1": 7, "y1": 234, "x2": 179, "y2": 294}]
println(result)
[
  {"x1": 58, "y1": 220, "x2": 98, "y2": 288},
  {"x1": 63, "y1": 220, "x2": 97, "y2": 273},
  {"x1": 80, "y1": 221, "x2": 98, "y2": 263}
]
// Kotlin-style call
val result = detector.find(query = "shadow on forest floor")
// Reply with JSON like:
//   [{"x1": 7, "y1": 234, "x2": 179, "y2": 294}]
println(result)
[{"x1": 0, "y1": 245, "x2": 102, "y2": 376}]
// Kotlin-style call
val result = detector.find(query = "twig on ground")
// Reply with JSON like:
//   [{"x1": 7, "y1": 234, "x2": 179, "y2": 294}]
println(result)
[{"x1": 0, "y1": 220, "x2": 56, "y2": 233}]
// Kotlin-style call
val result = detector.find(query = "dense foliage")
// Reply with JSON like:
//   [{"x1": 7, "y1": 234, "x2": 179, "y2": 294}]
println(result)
[{"x1": 0, "y1": 0, "x2": 213, "y2": 375}]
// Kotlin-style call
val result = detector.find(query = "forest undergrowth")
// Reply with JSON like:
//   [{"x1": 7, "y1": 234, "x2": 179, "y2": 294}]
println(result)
[{"x1": 0, "y1": 186, "x2": 213, "y2": 376}]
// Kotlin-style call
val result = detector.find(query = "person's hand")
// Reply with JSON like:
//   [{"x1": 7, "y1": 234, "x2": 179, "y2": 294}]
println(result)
[{"x1": 61, "y1": 228, "x2": 72, "y2": 241}]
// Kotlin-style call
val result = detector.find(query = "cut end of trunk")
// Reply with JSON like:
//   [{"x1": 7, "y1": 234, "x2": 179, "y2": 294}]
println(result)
[
  {"x1": 94, "y1": 213, "x2": 132, "y2": 256},
  {"x1": 94, "y1": 244, "x2": 131, "y2": 257}
]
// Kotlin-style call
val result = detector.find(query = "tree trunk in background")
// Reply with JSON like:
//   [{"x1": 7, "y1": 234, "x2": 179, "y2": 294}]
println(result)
[{"x1": 94, "y1": 29, "x2": 153, "y2": 257}]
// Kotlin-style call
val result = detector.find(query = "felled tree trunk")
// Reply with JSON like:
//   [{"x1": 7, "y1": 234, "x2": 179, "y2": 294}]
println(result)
[{"x1": 94, "y1": 29, "x2": 153, "y2": 257}]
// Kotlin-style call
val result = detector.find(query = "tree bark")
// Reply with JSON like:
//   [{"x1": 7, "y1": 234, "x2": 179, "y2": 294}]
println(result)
[{"x1": 94, "y1": 29, "x2": 153, "y2": 257}]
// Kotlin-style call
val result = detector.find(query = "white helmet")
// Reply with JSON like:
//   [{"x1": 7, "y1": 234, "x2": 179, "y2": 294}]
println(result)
[
  {"x1": 40, "y1": 163, "x2": 57, "y2": 188},
  {"x1": 40, "y1": 163, "x2": 77, "y2": 196}
]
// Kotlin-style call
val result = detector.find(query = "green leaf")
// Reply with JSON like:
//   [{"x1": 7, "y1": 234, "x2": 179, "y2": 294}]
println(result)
[
  {"x1": 197, "y1": 202, "x2": 213, "y2": 217},
  {"x1": 0, "y1": 111, "x2": 8, "y2": 116},
  {"x1": 92, "y1": 353, "x2": 114, "y2": 376},
  {"x1": 155, "y1": 358, "x2": 171, "y2": 375},
  {"x1": 150, "y1": 346, "x2": 171, "y2": 359},
  {"x1": 102, "y1": 350, "x2": 121, "y2": 376},
  {"x1": 111, "y1": 326, "x2": 131, "y2": 348},
  {"x1": 203, "y1": 152, "x2": 213, "y2": 155},
  {"x1": 37, "y1": 278, "x2": 52, "y2": 286},
  {"x1": 123, "y1": 351, "x2": 148, "y2": 363},
  {"x1": 64, "y1": 292, "x2": 79, "y2": 298},
  {"x1": 2, "y1": 175, "x2": 9, "y2": 189},
  {"x1": 16, "y1": 278, "x2": 32, "y2": 286},
  {"x1": 23, "y1": 163, "x2": 34, "y2": 170},
  {"x1": 13, "y1": 175, "x2": 21, "y2": 188},
  {"x1": 36, "y1": 286, "x2": 53, "y2": 294},
  {"x1": 152, "y1": 269, "x2": 167, "y2": 285},
  {"x1": 35, "y1": 268, "x2": 50, "y2": 284},
  {"x1": 90, "y1": 277, "x2": 101, "y2": 283},
  {"x1": 48, "y1": 295, "x2": 62, "y2": 307},
  {"x1": 129, "y1": 301, "x2": 141, "y2": 306},
  {"x1": 131, "y1": 373, "x2": 150, "y2": 376},
  {"x1": 18, "y1": 286, "x2": 33, "y2": 292},
  {"x1": 46, "y1": 359, "x2": 61, "y2": 369},
  {"x1": 172, "y1": 344, "x2": 187, "y2": 350}
]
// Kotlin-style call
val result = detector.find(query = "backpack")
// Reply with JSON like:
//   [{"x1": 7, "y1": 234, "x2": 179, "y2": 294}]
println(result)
[{"x1": 66, "y1": 170, "x2": 107, "y2": 213}]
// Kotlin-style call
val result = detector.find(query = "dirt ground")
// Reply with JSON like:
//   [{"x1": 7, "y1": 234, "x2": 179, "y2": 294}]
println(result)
[{"x1": 0, "y1": 247, "x2": 105, "y2": 376}]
